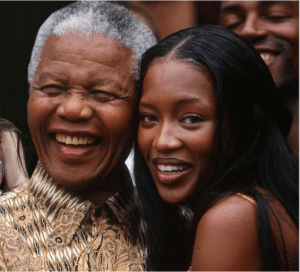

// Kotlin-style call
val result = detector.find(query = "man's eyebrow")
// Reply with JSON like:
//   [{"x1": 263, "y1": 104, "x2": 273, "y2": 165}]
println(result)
[
  {"x1": 259, "y1": 1, "x2": 295, "y2": 9},
  {"x1": 220, "y1": 4, "x2": 241, "y2": 14},
  {"x1": 34, "y1": 72, "x2": 67, "y2": 84},
  {"x1": 91, "y1": 78, "x2": 125, "y2": 92}
]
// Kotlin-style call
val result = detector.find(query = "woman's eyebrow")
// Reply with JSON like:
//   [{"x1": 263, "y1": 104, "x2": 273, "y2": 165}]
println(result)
[
  {"x1": 139, "y1": 101, "x2": 156, "y2": 110},
  {"x1": 174, "y1": 98, "x2": 212, "y2": 110},
  {"x1": 140, "y1": 98, "x2": 211, "y2": 110},
  {"x1": 174, "y1": 98, "x2": 200, "y2": 105}
]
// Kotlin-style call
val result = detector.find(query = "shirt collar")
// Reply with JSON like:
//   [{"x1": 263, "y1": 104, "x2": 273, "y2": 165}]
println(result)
[{"x1": 28, "y1": 161, "x2": 133, "y2": 246}]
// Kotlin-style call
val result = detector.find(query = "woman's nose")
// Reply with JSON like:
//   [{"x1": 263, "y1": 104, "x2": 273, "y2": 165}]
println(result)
[
  {"x1": 153, "y1": 123, "x2": 182, "y2": 153},
  {"x1": 56, "y1": 92, "x2": 93, "y2": 121}
]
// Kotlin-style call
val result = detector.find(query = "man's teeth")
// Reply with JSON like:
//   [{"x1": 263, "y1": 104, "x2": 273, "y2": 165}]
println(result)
[
  {"x1": 157, "y1": 165, "x2": 189, "y2": 172},
  {"x1": 260, "y1": 52, "x2": 273, "y2": 64},
  {"x1": 56, "y1": 134, "x2": 95, "y2": 145}
]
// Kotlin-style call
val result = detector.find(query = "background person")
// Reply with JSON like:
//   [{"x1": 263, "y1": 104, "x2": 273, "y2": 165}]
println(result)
[
  {"x1": 0, "y1": 2, "x2": 156, "y2": 271},
  {"x1": 219, "y1": 1, "x2": 299, "y2": 154},
  {"x1": 135, "y1": 25, "x2": 298, "y2": 271},
  {"x1": 0, "y1": 118, "x2": 28, "y2": 193}
]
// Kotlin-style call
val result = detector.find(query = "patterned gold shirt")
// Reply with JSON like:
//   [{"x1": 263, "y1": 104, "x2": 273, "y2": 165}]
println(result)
[{"x1": 0, "y1": 162, "x2": 145, "y2": 271}]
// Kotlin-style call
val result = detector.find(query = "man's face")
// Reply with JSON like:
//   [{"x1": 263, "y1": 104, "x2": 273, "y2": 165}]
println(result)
[
  {"x1": 220, "y1": 1, "x2": 299, "y2": 88},
  {"x1": 27, "y1": 33, "x2": 136, "y2": 191}
]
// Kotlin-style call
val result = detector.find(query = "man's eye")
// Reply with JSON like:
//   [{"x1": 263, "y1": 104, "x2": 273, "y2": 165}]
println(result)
[
  {"x1": 41, "y1": 85, "x2": 64, "y2": 96},
  {"x1": 263, "y1": 4, "x2": 294, "y2": 22},
  {"x1": 264, "y1": 13, "x2": 291, "y2": 21},
  {"x1": 181, "y1": 115, "x2": 203, "y2": 125},
  {"x1": 90, "y1": 90, "x2": 117, "y2": 102},
  {"x1": 226, "y1": 22, "x2": 242, "y2": 30},
  {"x1": 220, "y1": 14, "x2": 243, "y2": 30},
  {"x1": 140, "y1": 114, "x2": 158, "y2": 123}
]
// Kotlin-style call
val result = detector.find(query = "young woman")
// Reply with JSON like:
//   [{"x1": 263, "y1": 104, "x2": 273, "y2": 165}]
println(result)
[
  {"x1": 134, "y1": 25, "x2": 299, "y2": 271},
  {"x1": 0, "y1": 118, "x2": 28, "y2": 193}
]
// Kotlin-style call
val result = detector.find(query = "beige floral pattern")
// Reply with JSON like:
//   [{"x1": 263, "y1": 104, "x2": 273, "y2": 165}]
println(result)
[
  {"x1": 0, "y1": 163, "x2": 145, "y2": 271},
  {"x1": 13, "y1": 207, "x2": 32, "y2": 228}
]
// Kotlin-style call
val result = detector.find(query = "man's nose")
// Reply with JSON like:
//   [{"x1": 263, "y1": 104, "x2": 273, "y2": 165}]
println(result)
[
  {"x1": 56, "y1": 92, "x2": 93, "y2": 121},
  {"x1": 237, "y1": 14, "x2": 268, "y2": 42}
]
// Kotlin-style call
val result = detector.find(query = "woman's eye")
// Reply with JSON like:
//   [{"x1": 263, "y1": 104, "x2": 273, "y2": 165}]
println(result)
[
  {"x1": 90, "y1": 90, "x2": 117, "y2": 102},
  {"x1": 140, "y1": 114, "x2": 158, "y2": 123},
  {"x1": 181, "y1": 115, "x2": 203, "y2": 125}
]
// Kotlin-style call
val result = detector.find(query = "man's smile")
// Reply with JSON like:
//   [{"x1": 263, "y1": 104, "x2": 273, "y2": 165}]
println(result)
[{"x1": 55, "y1": 133, "x2": 97, "y2": 146}]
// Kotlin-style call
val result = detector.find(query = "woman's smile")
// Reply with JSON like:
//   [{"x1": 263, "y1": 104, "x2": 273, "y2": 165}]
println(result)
[{"x1": 152, "y1": 157, "x2": 192, "y2": 185}]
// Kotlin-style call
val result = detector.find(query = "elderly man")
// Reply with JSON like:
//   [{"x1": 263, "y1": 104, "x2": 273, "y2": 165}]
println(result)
[
  {"x1": 219, "y1": 1, "x2": 299, "y2": 154},
  {"x1": 0, "y1": 2, "x2": 156, "y2": 271}
]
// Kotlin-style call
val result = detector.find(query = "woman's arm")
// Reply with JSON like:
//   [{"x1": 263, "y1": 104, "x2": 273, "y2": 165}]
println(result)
[{"x1": 191, "y1": 195, "x2": 263, "y2": 271}]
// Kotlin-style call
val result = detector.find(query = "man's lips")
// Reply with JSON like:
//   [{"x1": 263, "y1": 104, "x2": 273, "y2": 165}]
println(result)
[
  {"x1": 259, "y1": 52, "x2": 276, "y2": 67},
  {"x1": 56, "y1": 133, "x2": 97, "y2": 146},
  {"x1": 253, "y1": 46, "x2": 280, "y2": 67},
  {"x1": 152, "y1": 157, "x2": 192, "y2": 185},
  {"x1": 51, "y1": 131, "x2": 101, "y2": 157}
]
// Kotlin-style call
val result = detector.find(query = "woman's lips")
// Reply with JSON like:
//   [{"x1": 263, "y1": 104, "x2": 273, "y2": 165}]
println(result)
[
  {"x1": 152, "y1": 157, "x2": 192, "y2": 185},
  {"x1": 155, "y1": 167, "x2": 191, "y2": 185}
]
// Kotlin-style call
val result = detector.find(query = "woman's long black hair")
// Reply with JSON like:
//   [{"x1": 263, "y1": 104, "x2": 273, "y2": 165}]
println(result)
[{"x1": 134, "y1": 25, "x2": 298, "y2": 271}]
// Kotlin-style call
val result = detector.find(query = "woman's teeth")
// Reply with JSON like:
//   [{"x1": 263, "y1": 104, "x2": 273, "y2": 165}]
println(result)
[
  {"x1": 157, "y1": 164, "x2": 189, "y2": 172},
  {"x1": 56, "y1": 134, "x2": 95, "y2": 145}
]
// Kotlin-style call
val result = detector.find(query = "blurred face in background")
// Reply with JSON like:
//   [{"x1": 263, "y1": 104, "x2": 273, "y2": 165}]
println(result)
[{"x1": 220, "y1": 1, "x2": 299, "y2": 89}]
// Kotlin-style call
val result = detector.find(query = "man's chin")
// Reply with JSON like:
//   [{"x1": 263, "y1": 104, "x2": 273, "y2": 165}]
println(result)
[{"x1": 276, "y1": 79, "x2": 299, "y2": 97}]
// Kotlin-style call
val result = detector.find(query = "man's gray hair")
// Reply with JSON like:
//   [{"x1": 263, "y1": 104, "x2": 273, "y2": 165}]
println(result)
[{"x1": 28, "y1": 1, "x2": 157, "y2": 83}]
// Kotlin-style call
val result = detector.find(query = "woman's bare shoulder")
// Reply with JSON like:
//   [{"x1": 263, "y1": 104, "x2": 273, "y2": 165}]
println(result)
[
  {"x1": 202, "y1": 194, "x2": 256, "y2": 222},
  {"x1": 191, "y1": 195, "x2": 263, "y2": 271}
]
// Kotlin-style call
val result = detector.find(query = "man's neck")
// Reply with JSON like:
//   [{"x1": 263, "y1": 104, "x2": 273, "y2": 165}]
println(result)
[{"x1": 71, "y1": 166, "x2": 125, "y2": 206}]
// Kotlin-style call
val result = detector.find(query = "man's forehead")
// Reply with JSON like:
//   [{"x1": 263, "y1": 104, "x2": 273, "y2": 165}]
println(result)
[
  {"x1": 40, "y1": 34, "x2": 134, "y2": 68},
  {"x1": 32, "y1": 33, "x2": 136, "y2": 87}
]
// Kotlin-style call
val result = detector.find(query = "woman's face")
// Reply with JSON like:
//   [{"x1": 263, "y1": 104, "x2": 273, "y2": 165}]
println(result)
[{"x1": 138, "y1": 59, "x2": 217, "y2": 204}]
